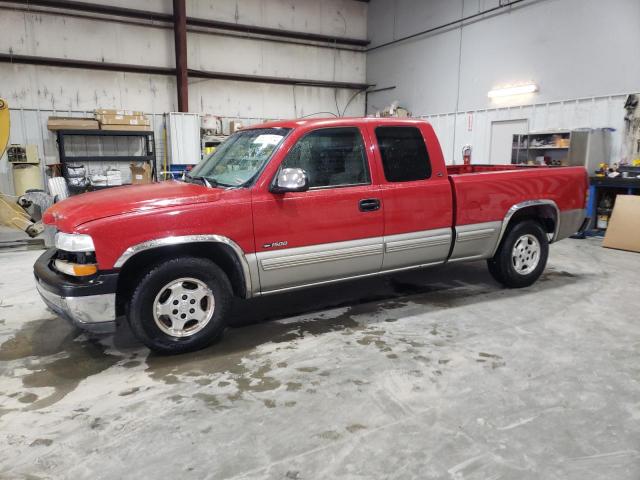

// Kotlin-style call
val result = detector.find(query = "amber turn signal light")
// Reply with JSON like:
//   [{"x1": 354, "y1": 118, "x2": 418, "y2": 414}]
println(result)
[
  {"x1": 54, "y1": 259, "x2": 98, "y2": 277},
  {"x1": 72, "y1": 264, "x2": 98, "y2": 276}
]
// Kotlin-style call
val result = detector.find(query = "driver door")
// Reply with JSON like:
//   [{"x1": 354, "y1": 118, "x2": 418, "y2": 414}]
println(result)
[{"x1": 251, "y1": 126, "x2": 384, "y2": 293}]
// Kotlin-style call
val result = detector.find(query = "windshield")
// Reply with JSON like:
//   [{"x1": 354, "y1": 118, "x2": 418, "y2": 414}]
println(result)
[{"x1": 188, "y1": 128, "x2": 291, "y2": 187}]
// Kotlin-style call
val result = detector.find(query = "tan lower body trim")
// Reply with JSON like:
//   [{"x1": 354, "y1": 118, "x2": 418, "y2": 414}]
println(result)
[{"x1": 446, "y1": 221, "x2": 502, "y2": 263}]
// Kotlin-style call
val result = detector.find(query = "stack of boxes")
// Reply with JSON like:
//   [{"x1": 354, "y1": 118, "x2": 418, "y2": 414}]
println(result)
[
  {"x1": 94, "y1": 109, "x2": 151, "y2": 131},
  {"x1": 47, "y1": 117, "x2": 99, "y2": 130},
  {"x1": 47, "y1": 109, "x2": 151, "y2": 131}
]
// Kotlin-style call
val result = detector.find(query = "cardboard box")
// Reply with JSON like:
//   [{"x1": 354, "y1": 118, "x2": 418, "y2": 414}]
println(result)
[
  {"x1": 100, "y1": 124, "x2": 152, "y2": 131},
  {"x1": 229, "y1": 120, "x2": 243, "y2": 133},
  {"x1": 602, "y1": 195, "x2": 640, "y2": 253},
  {"x1": 97, "y1": 114, "x2": 151, "y2": 126},
  {"x1": 106, "y1": 169, "x2": 123, "y2": 186},
  {"x1": 130, "y1": 162, "x2": 153, "y2": 184},
  {"x1": 47, "y1": 117, "x2": 99, "y2": 131},
  {"x1": 95, "y1": 109, "x2": 144, "y2": 116}
]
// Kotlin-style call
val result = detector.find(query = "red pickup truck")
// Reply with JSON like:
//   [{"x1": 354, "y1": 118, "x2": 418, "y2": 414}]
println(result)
[{"x1": 35, "y1": 118, "x2": 588, "y2": 354}]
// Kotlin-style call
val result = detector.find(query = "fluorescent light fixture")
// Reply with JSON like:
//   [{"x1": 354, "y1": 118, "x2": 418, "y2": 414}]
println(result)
[{"x1": 488, "y1": 83, "x2": 538, "y2": 98}]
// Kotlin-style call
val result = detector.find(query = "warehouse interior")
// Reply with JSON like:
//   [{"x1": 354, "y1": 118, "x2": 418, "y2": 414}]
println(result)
[{"x1": 1, "y1": 0, "x2": 640, "y2": 478}]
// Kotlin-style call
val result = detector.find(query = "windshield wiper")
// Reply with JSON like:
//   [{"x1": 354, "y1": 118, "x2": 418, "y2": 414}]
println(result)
[{"x1": 185, "y1": 173, "x2": 217, "y2": 188}]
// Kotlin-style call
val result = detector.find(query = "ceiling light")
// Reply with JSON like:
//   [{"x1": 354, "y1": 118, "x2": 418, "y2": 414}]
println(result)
[{"x1": 488, "y1": 83, "x2": 538, "y2": 98}]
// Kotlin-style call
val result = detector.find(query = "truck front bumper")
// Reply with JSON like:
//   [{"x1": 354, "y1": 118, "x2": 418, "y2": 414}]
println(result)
[{"x1": 33, "y1": 249, "x2": 118, "y2": 334}]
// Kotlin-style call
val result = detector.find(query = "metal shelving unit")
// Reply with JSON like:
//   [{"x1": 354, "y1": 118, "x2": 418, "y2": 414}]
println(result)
[
  {"x1": 512, "y1": 128, "x2": 612, "y2": 172},
  {"x1": 56, "y1": 129, "x2": 156, "y2": 194},
  {"x1": 511, "y1": 130, "x2": 572, "y2": 165}
]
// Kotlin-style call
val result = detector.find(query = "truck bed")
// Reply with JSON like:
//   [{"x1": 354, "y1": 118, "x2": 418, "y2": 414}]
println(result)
[
  {"x1": 440, "y1": 164, "x2": 588, "y2": 263},
  {"x1": 447, "y1": 164, "x2": 587, "y2": 230}
]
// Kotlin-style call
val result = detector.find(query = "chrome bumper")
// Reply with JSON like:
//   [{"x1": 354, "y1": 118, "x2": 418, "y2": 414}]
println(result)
[{"x1": 36, "y1": 281, "x2": 117, "y2": 334}]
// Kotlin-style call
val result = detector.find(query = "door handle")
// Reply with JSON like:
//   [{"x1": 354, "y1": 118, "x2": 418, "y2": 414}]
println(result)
[{"x1": 359, "y1": 198, "x2": 381, "y2": 212}]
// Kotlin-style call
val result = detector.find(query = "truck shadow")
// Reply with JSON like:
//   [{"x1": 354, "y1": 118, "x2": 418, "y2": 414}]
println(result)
[
  {"x1": 227, "y1": 261, "x2": 580, "y2": 328},
  {"x1": 113, "y1": 260, "x2": 585, "y2": 357}
]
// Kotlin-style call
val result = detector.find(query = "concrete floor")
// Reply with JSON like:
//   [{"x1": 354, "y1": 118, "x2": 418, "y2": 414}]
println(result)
[{"x1": 0, "y1": 238, "x2": 639, "y2": 479}]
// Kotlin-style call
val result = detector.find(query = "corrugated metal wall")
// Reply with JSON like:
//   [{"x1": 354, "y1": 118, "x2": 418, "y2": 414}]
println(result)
[
  {"x1": 3, "y1": 94, "x2": 630, "y2": 193},
  {"x1": 421, "y1": 94, "x2": 628, "y2": 165},
  {"x1": 0, "y1": 0, "x2": 368, "y2": 195}
]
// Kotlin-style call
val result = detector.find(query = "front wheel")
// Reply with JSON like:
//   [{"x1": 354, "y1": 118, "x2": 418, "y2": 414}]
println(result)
[
  {"x1": 128, "y1": 257, "x2": 232, "y2": 354},
  {"x1": 487, "y1": 220, "x2": 549, "y2": 288}
]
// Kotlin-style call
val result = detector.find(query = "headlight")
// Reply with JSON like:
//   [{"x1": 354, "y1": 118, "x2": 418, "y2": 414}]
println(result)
[{"x1": 55, "y1": 232, "x2": 95, "y2": 252}]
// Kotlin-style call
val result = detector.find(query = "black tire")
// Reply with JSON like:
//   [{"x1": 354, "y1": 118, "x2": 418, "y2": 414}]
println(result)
[
  {"x1": 128, "y1": 256, "x2": 232, "y2": 354},
  {"x1": 487, "y1": 220, "x2": 549, "y2": 288}
]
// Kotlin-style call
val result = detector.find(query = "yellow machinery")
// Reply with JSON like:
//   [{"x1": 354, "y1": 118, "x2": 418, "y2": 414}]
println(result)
[
  {"x1": 0, "y1": 98, "x2": 44, "y2": 237},
  {"x1": 0, "y1": 98, "x2": 8, "y2": 151}
]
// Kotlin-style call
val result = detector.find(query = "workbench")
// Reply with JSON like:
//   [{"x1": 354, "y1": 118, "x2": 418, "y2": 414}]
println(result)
[{"x1": 586, "y1": 176, "x2": 640, "y2": 231}]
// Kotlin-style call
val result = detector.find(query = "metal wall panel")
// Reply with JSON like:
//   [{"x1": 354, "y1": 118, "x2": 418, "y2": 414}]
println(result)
[
  {"x1": 167, "y1": 112, "x2": 200, "y2": 165},
  {"x1": 0, "y1": 6, "x2": 366, "y2": 116},
  {"x1": 419, "y1": 94, "x2": 628, "y2": 165},
  {"x1": 0, "y1": 0, "x2": 368, "y2": 195},
  {"x1": 367, "y1": 0, "x2": 640, "y2": 114}
]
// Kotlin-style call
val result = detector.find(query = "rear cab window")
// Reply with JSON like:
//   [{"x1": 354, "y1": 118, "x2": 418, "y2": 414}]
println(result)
[{"x1": 375, "y1": 126, "x2": 432, "y2": 182}]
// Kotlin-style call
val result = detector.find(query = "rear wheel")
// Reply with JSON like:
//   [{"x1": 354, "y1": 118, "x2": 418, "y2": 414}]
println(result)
[
  {"x1": 487, "y1": 220, "x2": 549, "y2": 288},
  {"x1": 128, "y1": 257, "x2": 232, "y2": 354}
]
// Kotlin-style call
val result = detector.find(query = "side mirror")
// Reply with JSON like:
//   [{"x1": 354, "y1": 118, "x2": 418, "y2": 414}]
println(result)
[{"x1": 270, "y1": 168, "x2": 309, "y2": 193}]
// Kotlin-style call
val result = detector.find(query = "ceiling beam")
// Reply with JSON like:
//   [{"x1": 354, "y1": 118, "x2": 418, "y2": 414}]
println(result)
[
  {"x1": 3, "y1": 0, "x2": 369, "y2": 47},
  {"x1": 0, "y1": 53, "x2": 372, "y2": 90}
]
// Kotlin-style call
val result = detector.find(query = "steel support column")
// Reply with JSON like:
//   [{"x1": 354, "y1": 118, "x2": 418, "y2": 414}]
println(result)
[{"x1": 173, "y1": 0, "x2": 188, "y2": 112}]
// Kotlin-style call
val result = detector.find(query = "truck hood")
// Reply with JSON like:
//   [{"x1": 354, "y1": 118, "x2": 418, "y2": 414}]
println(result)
[{"x1": 44, "y1": 181, "x2": 221, "y2": 231}]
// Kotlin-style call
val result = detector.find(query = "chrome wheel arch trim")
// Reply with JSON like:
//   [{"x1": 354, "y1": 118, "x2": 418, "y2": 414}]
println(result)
[
  {"x1": 492, "y1": 199, "x2": 560, "y2": 257},
  {"x1": 113, "y1": 234, "x2": 255, "y2": 298}
]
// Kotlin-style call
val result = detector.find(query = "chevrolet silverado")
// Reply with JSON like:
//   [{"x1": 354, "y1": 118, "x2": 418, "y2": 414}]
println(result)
[{"x1": 35, "y1": 118, "x2": 588, "y2": 354}]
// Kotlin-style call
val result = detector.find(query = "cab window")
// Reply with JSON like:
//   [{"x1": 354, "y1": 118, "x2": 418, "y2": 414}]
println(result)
[
  {"x1": 375, "y1": 126, "x2": 431, "y2": 182},
  {"x1": 280, "y1": 127, "x2": 371, "y2": 189}
]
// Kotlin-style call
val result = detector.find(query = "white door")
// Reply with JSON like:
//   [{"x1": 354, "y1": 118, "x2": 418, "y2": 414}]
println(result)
[{"x1": 489, "y1": 119, "x2": 528, "y2": 164}]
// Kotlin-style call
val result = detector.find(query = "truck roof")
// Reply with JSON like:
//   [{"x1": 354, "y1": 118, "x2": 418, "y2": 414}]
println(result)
[{"x1": 246, "y1": 116, "x2": 430, "y2": 130}]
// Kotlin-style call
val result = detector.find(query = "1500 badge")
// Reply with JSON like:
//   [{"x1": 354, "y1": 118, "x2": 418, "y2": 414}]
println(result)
[{"x1": 263, "y1": 241, "x2": 288, "y2": 249}]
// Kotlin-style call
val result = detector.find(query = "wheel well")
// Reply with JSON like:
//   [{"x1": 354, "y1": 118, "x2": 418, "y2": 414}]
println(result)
[
  {"x1": 115, "y1": 242, "x2": 247, "y2": 316},
  {"x1": 506, "y1": 204, "x2": 557, "y2": 237}
]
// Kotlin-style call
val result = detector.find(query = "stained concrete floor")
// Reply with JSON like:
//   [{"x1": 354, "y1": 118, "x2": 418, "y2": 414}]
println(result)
[{"x1": 0, "y1": 238, "x2": 639, "y2": 479}]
